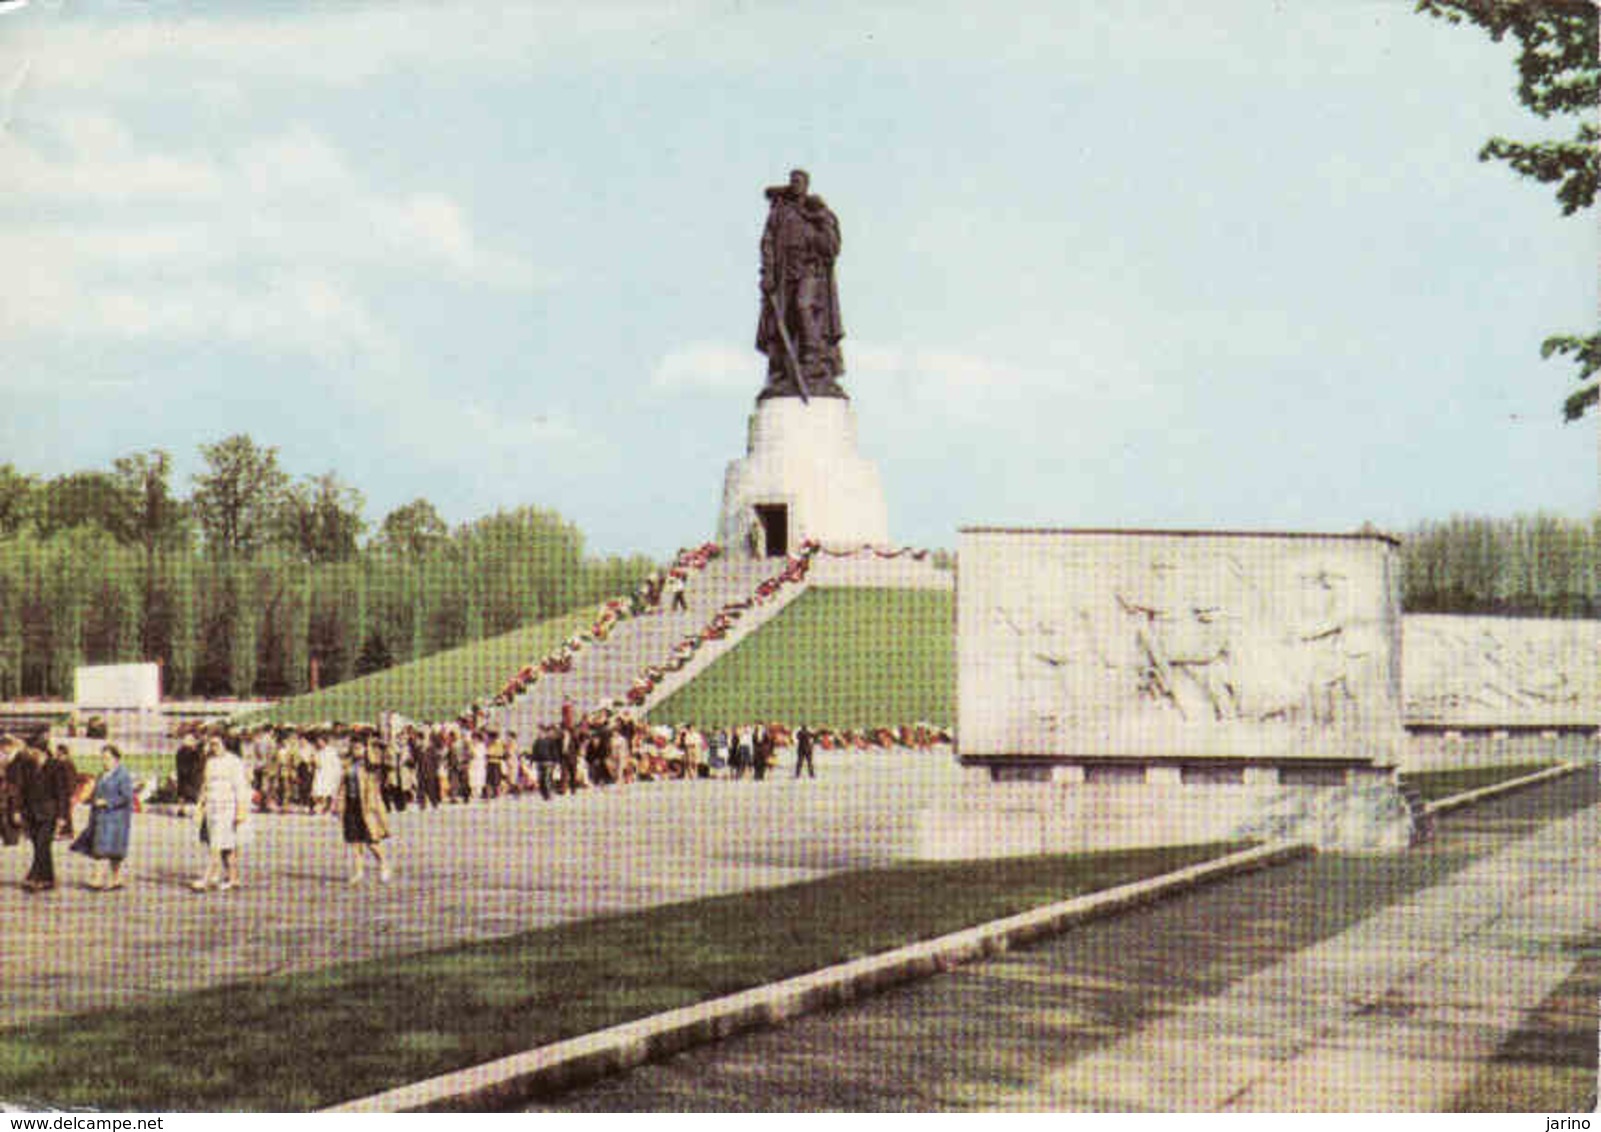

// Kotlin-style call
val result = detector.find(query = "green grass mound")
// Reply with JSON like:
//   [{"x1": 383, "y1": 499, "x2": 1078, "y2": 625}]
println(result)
[
  {"x1": 648, "y1": 586, "x2": 954, "y2": 729},
  {"x1": 0, "y1": 842, "x2": 1239, "y2": 1110},
  {"x1": 247, "y1": 606, "x2": 603, "y2": 727}
]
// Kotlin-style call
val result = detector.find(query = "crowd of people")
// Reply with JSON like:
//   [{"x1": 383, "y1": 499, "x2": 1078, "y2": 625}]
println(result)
[
  {"x1": 6, "y1": 715, "x2": 950, "y2": 897},
  {"x1": 0, "y1": 694, "x2": 957, "y2": 897},
  {"x1": 163, "y1": 709, "x2": 831, "y2": 819},
  {"x1": 0, "y1": 712, "x2": 841, "y2": 893}
]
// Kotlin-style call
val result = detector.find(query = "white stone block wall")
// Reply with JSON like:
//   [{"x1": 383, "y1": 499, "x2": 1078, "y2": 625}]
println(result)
[
  {"x1": 956, "y1": 528, "x2": 1405, "y2": 765},
  {"x1": 1403, "y1": 614, "x2": 1600, "y2": 727}
]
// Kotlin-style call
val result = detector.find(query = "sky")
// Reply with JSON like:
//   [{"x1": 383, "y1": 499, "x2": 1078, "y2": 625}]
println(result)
[{"x1": 2, "y1": 0, "x2": 1596, "y2": 560}]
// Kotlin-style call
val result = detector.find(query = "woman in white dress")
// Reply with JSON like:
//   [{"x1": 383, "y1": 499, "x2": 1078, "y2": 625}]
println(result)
[
  {"x1": 191, "y1": 737, "x2": 252, "y2": 892},
  {"x1": 467, "y1": 731, "x2": 488, "y2": 801},
  {"x1": 311, "y1": 734, "x2": 343, "y2": 814}
]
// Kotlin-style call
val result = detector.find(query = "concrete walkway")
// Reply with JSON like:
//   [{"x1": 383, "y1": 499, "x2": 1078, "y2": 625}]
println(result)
[
  {"x1": 538, "y1": 770, "x2": 1598, "y2": 1112},
  {"x1": 994, "y1": 800, "x2": 1599, "y2": 1110}
]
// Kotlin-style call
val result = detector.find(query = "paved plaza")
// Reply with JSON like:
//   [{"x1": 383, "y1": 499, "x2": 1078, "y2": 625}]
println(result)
[
  {"x1": 4, "y1": 755, "x2": 1595, "y2": 1112},
  {"x1": 1, "y1": 750, "x2": 967, "y2": 1027}
]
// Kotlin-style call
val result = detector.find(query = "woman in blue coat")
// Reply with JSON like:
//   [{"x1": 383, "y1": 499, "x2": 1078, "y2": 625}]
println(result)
[{"x1": 72, "y1": 745, "x2": 134, "y2": 890}]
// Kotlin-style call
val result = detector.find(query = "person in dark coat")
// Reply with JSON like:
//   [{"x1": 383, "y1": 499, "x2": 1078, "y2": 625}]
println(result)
[
  {"x1": 15, "y1": 743, "x2": 70, "y2": 892},
  {"x1": 71, "y1": 744, "x2": 134, "y2": 890},
  {"x1": 794, "y1": 725, "x2": 816, "y2": 778},
  {"x1": 174, "y1": 734, "x2": 203, "y2": 811},
  {"x1": 532, "y1": 724, "x2": 560, "y2": 801},
  {"x1": 729, "y1": 726, "x2": 752, "y2": 780},
  {"x1": 411, "y1": 731, "x2": 441, "y2": 810},
  {"x1": 0, "y1": 735, "x2": 24, "y2": 847},
  {"x1": 753, "y1": 724, "x2": 774, "y2": 781},
  {"x1": 52, "y1": 745, "x2": 81, "y2": 838},
  {"x1": 334, "y1": 740, "x2": 391, "y2": 884}
]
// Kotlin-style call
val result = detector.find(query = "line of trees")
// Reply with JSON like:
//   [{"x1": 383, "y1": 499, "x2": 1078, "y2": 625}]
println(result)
[
  {"x1": 1, "y1": 435, "x2": 1595, "y2": 700},
  {"x1": 1400, "y1": 513, "x2": 1601, "y2": 617},
  {"x1": 0, "y1": 436, "x2": 652, "y2": 699}
]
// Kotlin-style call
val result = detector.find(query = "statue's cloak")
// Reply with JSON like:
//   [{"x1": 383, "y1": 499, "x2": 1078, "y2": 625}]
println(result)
[{"x1": 756, "y1": 195, "x2": 845, "y2": 381}]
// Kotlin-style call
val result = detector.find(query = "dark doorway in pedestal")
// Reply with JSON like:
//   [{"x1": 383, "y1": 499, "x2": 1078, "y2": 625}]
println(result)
[{"x1": 754, "y1": 504, "x2": 788, "y2": 558}]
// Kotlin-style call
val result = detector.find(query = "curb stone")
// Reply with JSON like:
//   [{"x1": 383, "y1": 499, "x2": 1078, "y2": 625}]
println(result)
[
  {"x1": 325, "y1": 840, "x2": 1312, "y2": 1112},
  {"x1": 1422, "y1": 760, "x2": 1588, "y2": 816}
]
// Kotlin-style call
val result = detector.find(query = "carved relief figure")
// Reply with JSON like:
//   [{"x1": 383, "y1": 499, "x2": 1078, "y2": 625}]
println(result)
[{"x1": 1115, "y1": 568, "x2": 1238, "y2": 722}]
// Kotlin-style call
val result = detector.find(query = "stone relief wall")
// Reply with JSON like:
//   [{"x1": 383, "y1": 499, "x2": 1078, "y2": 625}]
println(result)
[
  {"x1": 1403, "y1": 614, "x2": 1600, "y2": 725},
  {"x1": 958, "y1": 530, "x2": 1404, "y2": 763}
]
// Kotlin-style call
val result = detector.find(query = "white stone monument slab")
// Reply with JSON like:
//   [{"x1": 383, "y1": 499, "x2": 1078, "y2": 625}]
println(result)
[
  {"x1": 718, "y1": 397, "x2": 889, "y2": 556},
  {"x1": 1403, "y1": 614, "x2": 1600, "y2": 726},
  {"x1": 958, "y1": 528, "x2": 1405, "y2": 766},
  {"x1": 74, "y1": 662, "x2": 162, "y2": 710}
]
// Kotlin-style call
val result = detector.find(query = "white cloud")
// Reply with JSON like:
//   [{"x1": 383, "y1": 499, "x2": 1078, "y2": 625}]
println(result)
[
  {"x1": 3, "y1": 111, "x2": 224, "y2": 200},
  {"x1": 18, "y1": 4, "x2": 714, "y2": 91},
  {"x1": 2, "y1": 254, "x2": 325, "y2": 363},
  {"x1": 462, "y1": 402, "x2": 581, "y2": 450},
  {"x1": 234, "y1": 127, "x2": 355, "y2": 198},
  {"x1": 0, "y1": 115, "x2": 538, "y2": 361},
  {"x1": 852, "y1": 337, "x2": 1160, "y2": 418},
  {"x1": 6, "y1": 1, "x2": 1427, "y2": 99},
  {"x1": 648, "y1": 334, "x2": 1169, "y2": 432}
]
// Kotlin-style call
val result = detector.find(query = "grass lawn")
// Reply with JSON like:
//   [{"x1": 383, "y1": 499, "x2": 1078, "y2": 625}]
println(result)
[
  {"x1": 0, "y1": 841, "x2": 1240, "y2": 1111},
  {"x1": 1405, "y1": 762, "x2": 1558, "y2": 803},
  {"x1": 648, "y1": 587, "x2": 954, "y2": 729},
  {"x1": 241, "y1": 606, "x2": 603, "y2": 727}
]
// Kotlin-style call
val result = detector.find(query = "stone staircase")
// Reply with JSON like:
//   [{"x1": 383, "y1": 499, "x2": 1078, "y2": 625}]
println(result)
[{"x1": 489, "y1": 558, "x2": 807, "y2": 735}]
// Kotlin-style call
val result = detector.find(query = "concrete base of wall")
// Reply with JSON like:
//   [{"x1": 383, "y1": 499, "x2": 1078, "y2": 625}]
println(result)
[
  {"x1": 1401, "y1": 728, "x2": 1599, "y2": 772},
  {"x1": 915, "y1": 775, "x2": 1414, "y2": 858}
]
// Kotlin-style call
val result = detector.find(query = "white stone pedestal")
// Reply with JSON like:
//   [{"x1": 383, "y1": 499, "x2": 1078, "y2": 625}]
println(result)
[{"x1": 718, "y1": 397, "x2": 889, "y2": 556}]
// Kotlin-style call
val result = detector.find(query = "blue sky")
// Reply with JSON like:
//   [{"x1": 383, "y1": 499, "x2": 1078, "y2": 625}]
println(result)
[{"x1": 2, "y1": 0, "x2": 1595, "y2": 558}]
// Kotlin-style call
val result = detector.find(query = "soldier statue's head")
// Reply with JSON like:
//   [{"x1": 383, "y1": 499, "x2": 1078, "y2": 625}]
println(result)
[{"x1": 788, "y1": 168, "x2": 810, "y2": 196}]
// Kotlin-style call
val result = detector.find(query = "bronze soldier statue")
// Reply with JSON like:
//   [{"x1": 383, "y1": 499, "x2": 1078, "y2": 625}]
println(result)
[{"x1": 756, "y1": 169, "x2": 846, "y2": 400}]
